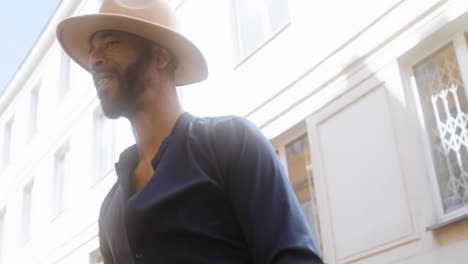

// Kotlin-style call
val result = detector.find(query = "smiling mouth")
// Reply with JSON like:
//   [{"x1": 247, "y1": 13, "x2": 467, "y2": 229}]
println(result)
[
  {"x1": 93, "y1": 69, "x2": 116, "y2": 86},
  {"x1": 97, "y1": 76, "x2": 111, "y2": 88},
  {"x1": 93, "y1": 75, "x2": 113, "y2": 99}
]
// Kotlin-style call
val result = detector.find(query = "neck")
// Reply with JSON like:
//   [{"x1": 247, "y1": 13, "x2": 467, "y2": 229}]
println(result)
[{"x1": 127, "y1": 78, "x2": 183, "y2": 162}]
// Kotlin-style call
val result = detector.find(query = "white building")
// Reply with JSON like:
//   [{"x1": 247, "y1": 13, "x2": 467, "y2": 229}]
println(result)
[{"x1": 1, "y1": 0, "x2": 468, "y2": 263}]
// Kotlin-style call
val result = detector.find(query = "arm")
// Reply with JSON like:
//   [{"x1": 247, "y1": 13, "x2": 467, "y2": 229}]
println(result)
[
  {"x1": 213, "y1": 117, "x2": 323, "y2": 264},
  {"x1": 98, "y1": 183, "x2": 117, "y2": 264},
  {"x1": 98, "y1": 221, "x2": 114, "y2": 264}
]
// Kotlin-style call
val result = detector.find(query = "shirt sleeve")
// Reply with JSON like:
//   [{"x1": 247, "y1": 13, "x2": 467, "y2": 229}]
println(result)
[
  {"x1": 98, "y1": 184, "x2": 117, "y2": 264},
  {"x1": 99, "y1": 221, "x2": 114, "y2": 264},
  {"x1": 211, "y1": 117, "x2": 324, "y2": 264}
]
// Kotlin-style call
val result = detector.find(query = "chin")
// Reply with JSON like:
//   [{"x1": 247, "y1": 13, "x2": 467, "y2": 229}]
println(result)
[
  {"x1": 103, "y1": 110, "x2": 122, "y2": 119},
  {"x1": 100, "y1": 101, "x2": 124, "y2": 119},
  {"x1": 102, "y1": 107, "x2": 124, "y2": 119}
]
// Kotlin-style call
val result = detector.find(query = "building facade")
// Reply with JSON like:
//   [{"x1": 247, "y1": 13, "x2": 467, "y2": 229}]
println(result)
[{"x1": 1, "y1": 0, "x2": 468, "y2": 263}]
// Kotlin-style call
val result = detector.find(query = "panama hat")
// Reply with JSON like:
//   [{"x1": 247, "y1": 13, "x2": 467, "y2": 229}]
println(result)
[{"x1": 56, "y1": 0, "x2": 207, "y2": 86}]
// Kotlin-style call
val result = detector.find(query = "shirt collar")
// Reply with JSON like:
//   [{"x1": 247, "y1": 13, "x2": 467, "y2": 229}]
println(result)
[
  {"x1": 113, "y1": 112, "x2": 194, "y2": 181},
  {"x1": 114, "y1": 144, "x2": 139, "y2": 180}
]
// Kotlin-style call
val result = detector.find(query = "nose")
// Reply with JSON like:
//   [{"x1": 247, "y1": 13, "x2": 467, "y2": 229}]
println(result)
[{"x1": 88, "y1": 47, "x2": 106, "y2": 71}]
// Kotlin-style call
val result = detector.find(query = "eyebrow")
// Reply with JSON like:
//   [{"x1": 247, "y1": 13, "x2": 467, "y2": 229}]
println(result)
[{"x1": 88, "y1": 31, "x2": 117, "y2": 54}]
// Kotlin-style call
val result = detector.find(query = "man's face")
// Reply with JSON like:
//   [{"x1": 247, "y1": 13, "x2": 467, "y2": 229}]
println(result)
[{"x1": 88, "y1": 30, "x2": 151, "y2": 118}]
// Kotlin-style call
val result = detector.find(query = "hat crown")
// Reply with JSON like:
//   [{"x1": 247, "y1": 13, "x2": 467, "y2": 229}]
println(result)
[
  {"x1": 100, "y1": 0, "x2": 178, "y2": 31},
  {"x1": 56, "y1": 0, "x2": 208, "y2": 85}
]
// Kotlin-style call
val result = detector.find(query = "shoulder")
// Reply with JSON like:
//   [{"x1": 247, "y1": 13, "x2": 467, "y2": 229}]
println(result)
[
  {"x1": 98, "y1": 182, "x2": 119, "y2": 224},
  {"x1": 187, "y1": 114, "x2": 271, "y2": 156},
  {"x1": 188, "y1": 114, "x2": 261, "y2": 142},
  {"x1": 183, "y1": 114, "x2": 270, "y2": 168},
  {"x1": 187, "y1": 114, "x2": 275, "y2": 165}
]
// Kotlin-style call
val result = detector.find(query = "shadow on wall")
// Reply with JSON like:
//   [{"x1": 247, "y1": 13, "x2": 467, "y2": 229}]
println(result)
[{"x1": 315, "y1": 41, "x2": 466, "y2": 262}]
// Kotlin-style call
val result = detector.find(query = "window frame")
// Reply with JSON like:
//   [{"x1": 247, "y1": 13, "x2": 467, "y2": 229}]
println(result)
[
  {"x1": 92, "y1": 108, "x2": 116, "y2": 184},
  {"x1": 28, "y1": 82, "x2": 40, "y2": 140},
  {"x1": 89, "y1": 248, "x2": 104, "y2": 264},
  {"x1": 58, "y1": 51, "x2": 71, "y2": 99},
  {"x1": 400, "y1": 29, "x2": 468, "y2": 227},
  {"x1": 232, "y1": 0, "x2": 291, "y2": 67},
  {"x1": 0, "y1": 208, "x2": 5, "y2": 264},
  {"x1": 168, "y1": 0, "x2": 184, "y2": 10},
  {"x1": 51, "y1": 141, "x2": 71, "y2": 219},
  {"x1": 271, "y1": 122, "x2": 323, "y2": 255},
  {"x1": 21, "y1": 181, "x2": 34, "y2": 246},
  {"x1": 1, "y1": 117, "x2": 14, "y2": 170}
]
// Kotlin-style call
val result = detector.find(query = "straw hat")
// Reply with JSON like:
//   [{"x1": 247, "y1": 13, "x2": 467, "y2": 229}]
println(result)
[{"x1": 56, "y1": 0, "x2": 208, "y2": 86}]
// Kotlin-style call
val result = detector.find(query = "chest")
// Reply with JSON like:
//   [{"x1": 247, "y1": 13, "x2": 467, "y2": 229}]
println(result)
[
  {"x1": 104, "y1": 174, "x2": 247, "y2": 263},
  {"x1": 131, "y1": 161, "x2": 154, "y2": 195},
  {"x1": 108, "y1": 158, "x2": 244, "y2": 255}
]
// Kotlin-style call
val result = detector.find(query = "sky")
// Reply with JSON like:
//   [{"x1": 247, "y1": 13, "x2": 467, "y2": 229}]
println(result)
[{"x1": 0, "y1": 0, "x2": 63, "y2": 95}]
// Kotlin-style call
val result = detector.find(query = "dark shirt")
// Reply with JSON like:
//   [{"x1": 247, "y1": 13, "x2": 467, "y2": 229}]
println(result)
[{"x1": 99, "y1": 112, "x2": 323, "y2": 264}]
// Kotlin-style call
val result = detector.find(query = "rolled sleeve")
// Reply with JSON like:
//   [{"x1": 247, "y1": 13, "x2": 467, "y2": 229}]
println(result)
[{"x1": 212, "y1": 117, "x2": 323, "y2": 264}]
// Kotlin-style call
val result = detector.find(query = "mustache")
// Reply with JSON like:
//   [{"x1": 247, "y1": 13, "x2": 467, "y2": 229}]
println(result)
[
  {"x1": 92, "y1": 67, "x2": 119, "y2": 87},
  {"x1": 91, "y1": 65, "x2": 119, "y2": 76}
]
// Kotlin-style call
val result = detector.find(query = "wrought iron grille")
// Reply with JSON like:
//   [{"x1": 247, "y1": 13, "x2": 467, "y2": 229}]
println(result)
[{"x1": 413, "y1": 43, "x2": 468, "y2": 213}]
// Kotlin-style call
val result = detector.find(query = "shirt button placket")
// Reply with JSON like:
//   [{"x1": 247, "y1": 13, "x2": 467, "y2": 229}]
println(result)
[{"x1": 135, "y1": 252, "x2": 143, "y2": 264}]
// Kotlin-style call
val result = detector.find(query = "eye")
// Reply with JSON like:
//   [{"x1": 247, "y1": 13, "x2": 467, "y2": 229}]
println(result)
[{"x1": 105, "y1": 40, "x2": 119, "y2": 48}]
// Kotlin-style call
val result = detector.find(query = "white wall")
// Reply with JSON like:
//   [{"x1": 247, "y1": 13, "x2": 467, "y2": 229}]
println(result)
[
  {"x1": 0, "y1": 0, "x2": 133, "y2": 263},
  {"x1": 2, "y1": 0, "x2": 468, "y2": 263},
  {"x1": 176, "y1": 0, "x2": 468, "y2": 263}
]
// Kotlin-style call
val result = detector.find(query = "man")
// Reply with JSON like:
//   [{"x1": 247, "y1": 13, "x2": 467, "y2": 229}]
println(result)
[{"x1": 57, "y1": 0, "x2": 323, "y2": 263}]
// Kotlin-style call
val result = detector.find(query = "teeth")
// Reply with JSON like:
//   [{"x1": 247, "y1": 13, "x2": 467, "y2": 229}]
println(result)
[{"x1": 97, "y1": 77, "x2": 110, "y2": 87}]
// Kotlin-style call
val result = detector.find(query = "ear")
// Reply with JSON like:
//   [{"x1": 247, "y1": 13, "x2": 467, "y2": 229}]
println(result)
[{"x1": 154, "y1": 46, "x2": 172, "y2": 70}]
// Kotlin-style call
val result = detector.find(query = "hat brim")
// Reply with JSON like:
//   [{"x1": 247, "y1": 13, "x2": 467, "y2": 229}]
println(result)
[{"x1": 56, "y1": 13, "x2": 208, "y2": 86}]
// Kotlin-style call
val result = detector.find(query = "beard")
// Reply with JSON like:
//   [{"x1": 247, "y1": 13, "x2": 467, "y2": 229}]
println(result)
[{"x1": 100, "y1": 45, "x2": 154, "y2": 119}]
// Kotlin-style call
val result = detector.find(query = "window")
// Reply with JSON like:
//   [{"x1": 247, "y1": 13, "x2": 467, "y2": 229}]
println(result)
[
  {"x1": 21, "y1": 182, "x2": 33, "y2": 245},
  {"x1": 93, "y1": 109, "x2": 115, "y2": 183},
  {"x1": 59, "y1": 51, "x2": 71, "y2": 98},
  {"x1": 168, "y1": 0, "x2": 184, "y2": 9},
  {"x1": 233, "y1": 0, "x2": 290, "y2": 62},
  {"x1": 285, "y1": 135, "x2": 322, "y2": 253},
  {"x1": 90, "y1": 249, "x2": 104, "y2": 264},
  {"x1": 0, "y1": 209, "x2": 5, "y2": 264},
  {"x1": 52, "y1": 142, "x2": 70, "y2": 218},
  {"x1": 410, "y1": 33, "x2": 468, "y2": 218},
  {"x1": 1, "y1": 118, "x2": 13, "y2": 169},
  {"x1": 275, "y1": 131, "x2": 323, "y2": 254},
  {"x1": 28, "y1": 84, "x2": 40, "y2": 138}
]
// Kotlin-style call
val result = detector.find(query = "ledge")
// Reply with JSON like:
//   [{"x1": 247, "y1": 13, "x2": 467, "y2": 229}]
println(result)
[{"x1": 426, "y1": 211, "x2": 468, "y2": 231}]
